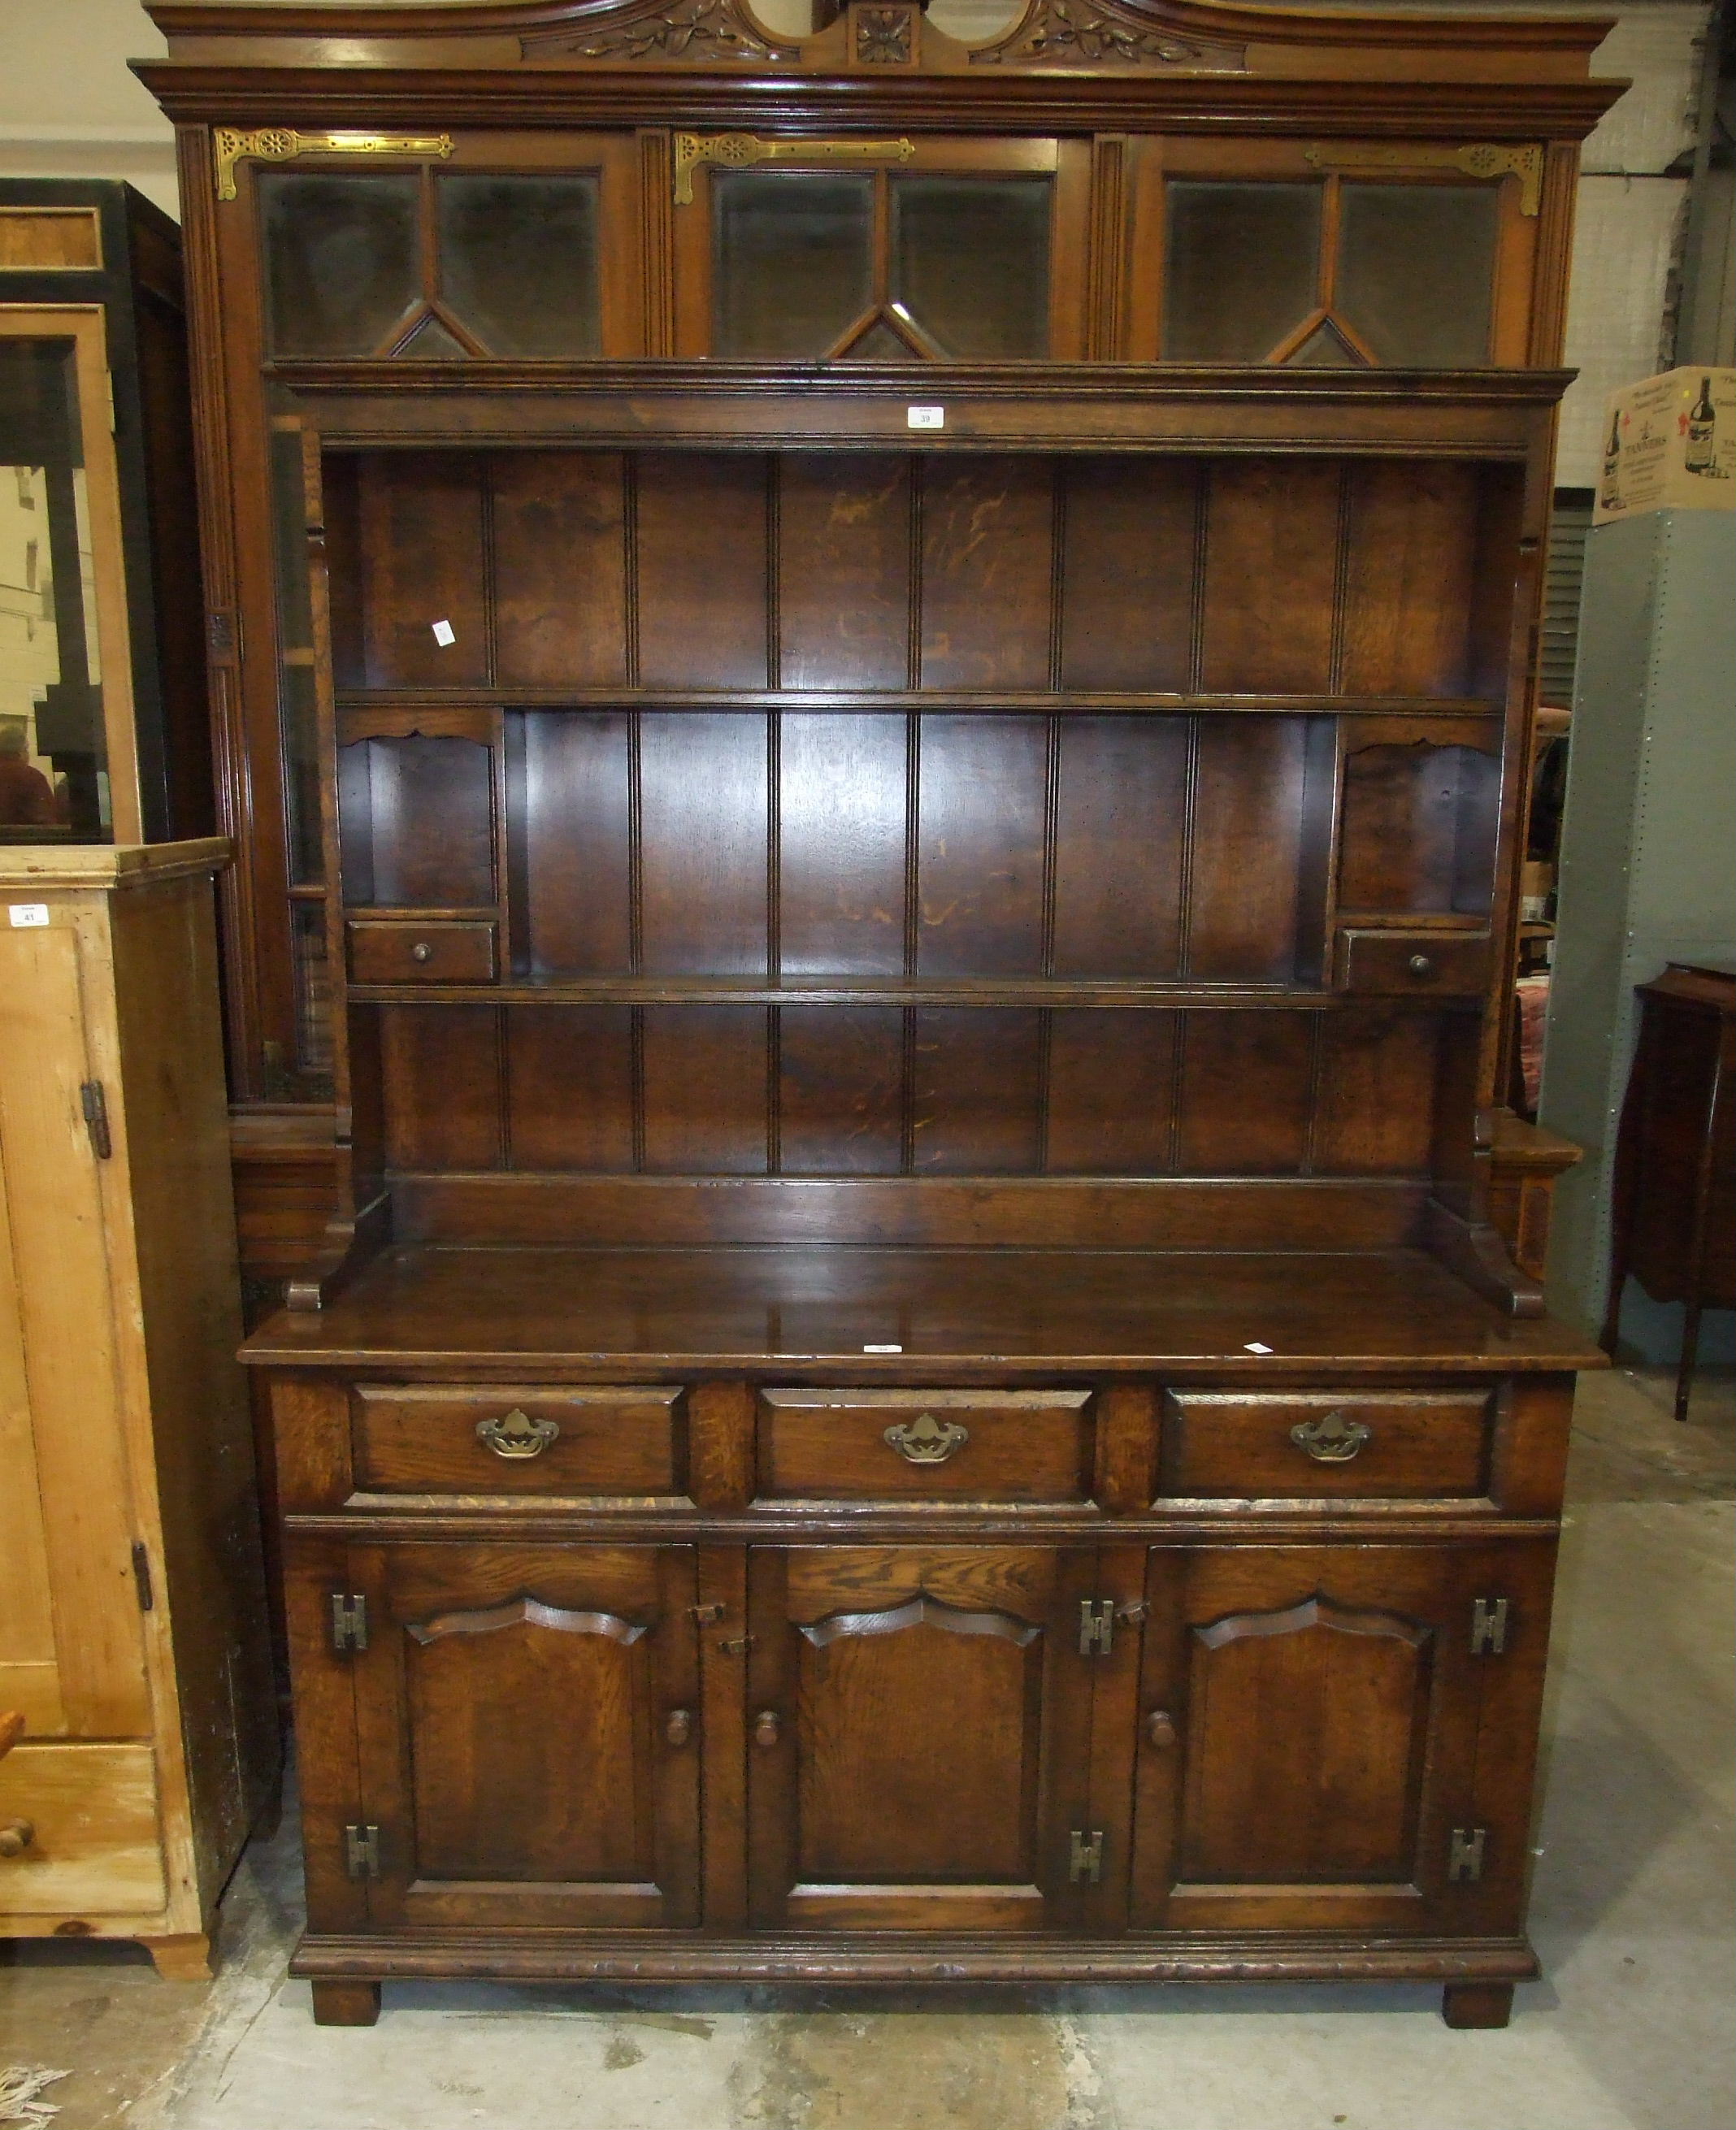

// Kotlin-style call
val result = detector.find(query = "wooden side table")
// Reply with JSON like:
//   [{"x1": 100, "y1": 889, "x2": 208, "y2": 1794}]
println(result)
[{"x1": 1603, "y1": 965, "x2": 1736, "y2": 1419}]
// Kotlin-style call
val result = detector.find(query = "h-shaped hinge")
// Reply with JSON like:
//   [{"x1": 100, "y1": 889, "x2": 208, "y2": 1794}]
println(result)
[
  {"x1": 343, "y1": 1823, "x2": 381, "y2": 1881},
  {"x1": 1078, "y1": 1599, "x2": 1115, "y2": 1656},
  {"x1": 330, "y1": 1593, "x2": 369, "y2": 1654},
  {"x1": 1447, "y1": 1826, "x2": 1486, "y2": 1884},
  {"x1": 1469, "y1": 1597, "x2": 1509, "y2": 1656},
  {"x1": 1068, "y1": 1829, "x2": 1105, "y2": 1885}
]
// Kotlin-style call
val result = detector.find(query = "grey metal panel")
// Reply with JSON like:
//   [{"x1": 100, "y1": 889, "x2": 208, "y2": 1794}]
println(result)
[{"x1": 1540, "y1": 508, "x2": 1736, "y2": 1352}]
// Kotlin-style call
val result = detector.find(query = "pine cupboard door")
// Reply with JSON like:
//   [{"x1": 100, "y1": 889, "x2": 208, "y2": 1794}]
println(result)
[
  {"x1": 349, "y1": 1545, "x2": 701, "y2": 1930},
  {"x1": 0, "y1": 918, "x2": 150, "y2": 1742},
  {"x1": 744, "y1": 1547, "x2": 1121, "y2": 1933},
  {"x1": 1129, "y1": 1545, "x2": 1552, "y2": 1937}
]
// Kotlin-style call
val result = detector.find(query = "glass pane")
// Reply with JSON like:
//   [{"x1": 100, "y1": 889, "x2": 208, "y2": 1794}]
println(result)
[
  {"x1": 1338, "y1": 185, "x2": 1498, "y2": 367},
  {"x1": 1164, "y1": 183, "x2": 1321, "y2": 362},
  {"x1": 0, "y1": 338, "x2": 108, "y2": 840},
  {"x1": 437, "y1": 175, "x2": 601, "y2": 358},
  {"x1": 262, "y1": 173, "x2": 419, "y2": 358},
  {"x1": 269, "y1": 425, "x2": 323, "y2": 883},
  {"x1": 892, "y1": 177, "x2": 1050, "y2": 358},
  {"x1": 290, "y1": 900, "x2": 335, "y2": 1082},
  {"x1": 713, "y1": 172, "x2": 874, "y2": 358}
]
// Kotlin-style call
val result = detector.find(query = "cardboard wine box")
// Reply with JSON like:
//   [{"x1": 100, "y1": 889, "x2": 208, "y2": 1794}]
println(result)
[{"x1": 1594, "y1": 367, "x2": 1735, "y2": 524}]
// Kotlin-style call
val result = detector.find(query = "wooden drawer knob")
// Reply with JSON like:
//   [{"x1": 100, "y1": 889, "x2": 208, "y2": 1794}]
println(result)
[
  {"x1": 753, "y1": 1709, "x2": 781, "y2": 1749},
  {"x1": 665, "y1": 1708, "x2": 693, "y2": 1749},
  {"x1": 0, "y1": 1819, "x2": 35, "y2": 1858},
  {"x1": 1145, "y1": 1711, "x2": 1177, "y2": 1750}
]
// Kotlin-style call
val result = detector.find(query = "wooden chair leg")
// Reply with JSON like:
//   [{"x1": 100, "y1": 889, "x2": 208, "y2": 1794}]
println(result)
[
  {"x1": 1441, "y1": 1981, "x2": 1513, "y2": 2028},
  {"x1": 143, "y1": 1933, "x2": 214, "y2": 1983},
  {"x1": 311, "y1": 1979, "x2": 382, "y2": 2026}
]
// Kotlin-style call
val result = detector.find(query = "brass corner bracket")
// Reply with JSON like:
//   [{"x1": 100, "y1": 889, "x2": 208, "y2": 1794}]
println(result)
[
  {"x1": 214, "y1": 128, "x2": 456, "y2": 203},
  {"x1": 1303, "y1": 142, "x2": 1543, "y2": 217},
  {"x1": 673, "y1": 132, "x2": 916, "y2": 206}
]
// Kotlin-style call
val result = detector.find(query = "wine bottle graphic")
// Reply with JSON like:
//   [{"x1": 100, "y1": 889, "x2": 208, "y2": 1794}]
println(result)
[
  {"x1": 1684, "y1": 375, "x2": 1723, "y2": 478},
  {"x1": 1599, "y1": 404, "x2": 1624, "y2": 511}
]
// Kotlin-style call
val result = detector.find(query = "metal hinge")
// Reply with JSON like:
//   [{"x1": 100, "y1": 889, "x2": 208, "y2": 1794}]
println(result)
[
  {"x1": 1447, "y1": 1827, "x2": 1486, "y2": 1884},
  {"x1": 330, "y1": 1594, "x2": 369, "y2": 1654},
  {"x1": 1469, "y1": 1598, "x2": 1509, "y2": 1656},
  {"x1": 343, "y1": 1824, "x2": 382, "y2": 1881},
  {"x1": 131, "y1": 1542, "x2": 154, "y2": 1612},
  {"x1": 1068, "y1": 1829, "x2": 1105, "y2": 1885},
  {"x1": 1078, "y1": 1599, "x2": 1115, "y2": 1656},
  {"x1": 80, "y1": 1081, "x2": 112, "y2": 1160}
]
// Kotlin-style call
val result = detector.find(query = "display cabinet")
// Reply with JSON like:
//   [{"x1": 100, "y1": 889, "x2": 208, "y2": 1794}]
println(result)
[
  {"x1": 138, "y1": 0, "x2": 1617, "y2": 2028},
  {"x1": 0, "y1": 181, "x2": 210, "y2": 847}
]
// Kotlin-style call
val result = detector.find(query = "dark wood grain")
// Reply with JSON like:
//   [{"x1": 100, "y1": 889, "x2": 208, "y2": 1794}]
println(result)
[
  {"x1": 919, "y1": 458, "x2": 1053, "y2": 690},
  {"x1": 778, "y1": 454, "x2": 910, "y2": 690},
  {"x1": 1198, "y1": 459, "x2": 1339, "y2": 694},
  {"x1": 1060, "y1": 458, "x2": 1196, "y2": 692},
  {"x1": 636, "y1": 453, "x2": 768, "y2": 690},
  {"x1": 492, "y1": 450, "x2": 627, "y2": 689}
]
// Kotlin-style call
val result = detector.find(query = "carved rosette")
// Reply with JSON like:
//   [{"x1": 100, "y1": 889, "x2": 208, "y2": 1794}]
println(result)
[
  {"x1": 854, "y1": 4, "x2": 917, "y2": 67},
  {"x1": 971, "y1": 0, "x2": 1247, "y2": 69},
  {"x1": 521, "y1": 0, "x2": 800, "y2": 63}
]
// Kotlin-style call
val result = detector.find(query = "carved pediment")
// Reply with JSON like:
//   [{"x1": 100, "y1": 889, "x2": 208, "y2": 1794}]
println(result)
[
  {"x1": 521, "y1": 0, "x2": 801, "y2": 64},
  {"x1": 970, "y1": 0, "x2": 1248, "y2": 70}
]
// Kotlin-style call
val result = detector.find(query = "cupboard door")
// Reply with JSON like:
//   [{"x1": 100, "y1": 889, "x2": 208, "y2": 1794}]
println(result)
[
  {"x1": 745, "y1": 1547, "x2": 1106, "y2": 1933},
  {"x1": 350, "y1": 1545, "x2": 701, "y2": 1930},
  {"x1": 1131, "y1": 1545, "x2": 1546, "y2": 1935}
]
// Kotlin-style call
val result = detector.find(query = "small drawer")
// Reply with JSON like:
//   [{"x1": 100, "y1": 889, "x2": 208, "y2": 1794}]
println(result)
[
  {"x1": 1335, "y1": 928, "x2": 1489, "y2": 996},
  {"x1": 352, "y1": 1385, "x2": 686, "y2": 1497},
  {"x1": 0, "y1": 1744, "x2": 164, "y2": 1917},
  {"x1": 1160, "y1": 1390, "x2": 1493, "y2": 1499},
  {"x1": 757, "y1": 1388, "x2": 1092, "y2": 1504},
  {"x1": 347, "y1": 919, "x2": 497, "y2": 985}
]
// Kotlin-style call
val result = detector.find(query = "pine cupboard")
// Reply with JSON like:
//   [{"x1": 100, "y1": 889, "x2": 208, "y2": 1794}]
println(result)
[
  {"x1": 137, "y1": 0, "x2": 1618, "y2": 2027},
  {"x1": 0, "y1": 845, "x2": 275, "y2": 1975}
]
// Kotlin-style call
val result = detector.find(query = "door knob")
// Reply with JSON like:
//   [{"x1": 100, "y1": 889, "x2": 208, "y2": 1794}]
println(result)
[
  {"x1": 410, "y1": 941, "x2": 433, "y2": 964},
  {"x1": 666, "y1": 1709, "x2": 693, "y2": 1748},
  {"x1": 0, "y1": 1820, "x2": 34, "y2": 1858},
  {"x1": 753, "y1": 1709, "x2": 780, "y2": 1749},
  {"x1": 1407, "y1": 952, "x2": 1435, "y2": 978},
  {"x1": 1145, "y1": 1710, "x2": 1178, "y2": 1750}
]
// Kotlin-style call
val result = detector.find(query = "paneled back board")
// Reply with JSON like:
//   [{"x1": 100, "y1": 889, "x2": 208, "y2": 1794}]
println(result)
[{"x1": 138, "y1": 0, "x2": 1615, "y2": 2028}]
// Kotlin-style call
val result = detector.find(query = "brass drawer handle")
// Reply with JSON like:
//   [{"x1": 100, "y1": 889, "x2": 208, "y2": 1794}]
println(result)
[
  {"x1": 1407, "y1": 952, "x2": 1435, "y2": 978},
  {"x1": 0, "y1": 1820, "x2": 34, "y2": 1858},
  {"x1": 475, "y1": 1408, "x2": 560, "y2": 1460},
  {"x1": 883, "y1": 1412, "x2": 970, "y2": 1464},
  {"x1": 1290, "y1": 1411, "x2": 1373, "y2": 1463},
  {"x1": 666, "y1": 1709, "x2": 693, "y2": 1749},
  {"x1": 753, "y1": 1709, "x2": 780, "y2": 1749},
  {"x1": 410, "y1": 941, "x2": 434, "y2": 964}
]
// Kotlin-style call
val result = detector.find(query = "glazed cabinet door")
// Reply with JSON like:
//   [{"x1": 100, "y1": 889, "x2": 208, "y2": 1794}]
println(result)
[
  {"x1": 1131, "y1": 1543, "x2": 1556, "y2": 1937},
  {"x1": 744, "y1": 1546, "x2": 1135, "y2": 1933},
  {"x1": 344, "y1": 1544, "x2": 701, "y2": 1930}
]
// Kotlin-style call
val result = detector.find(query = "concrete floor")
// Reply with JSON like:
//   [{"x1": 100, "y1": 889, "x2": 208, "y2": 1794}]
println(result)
[{"x1": 4, "y1": 1364, "x2": 1731, "y2": 2130}]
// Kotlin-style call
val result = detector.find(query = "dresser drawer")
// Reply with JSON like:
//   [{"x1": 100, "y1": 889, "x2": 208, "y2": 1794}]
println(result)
[
  {"x1": 757, "y1": 1388, "x2": 1092, "y2": 1503},
  {"x1": 352, "y1": 1385, "x2": 685, "y2": 1497},
  {"x1": 1160, "y1": 1390, "x2": 1493, "y2": 1499},
  {"x1": 1335, "y1": 928, "x2": 1489, "y2": 996},
  {"x1": 0, "y1": 1744, "x2": 165, "y2": 1917},
  {"x1": 347, "y1": 919, "x2": 497, "y2": 985}
]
